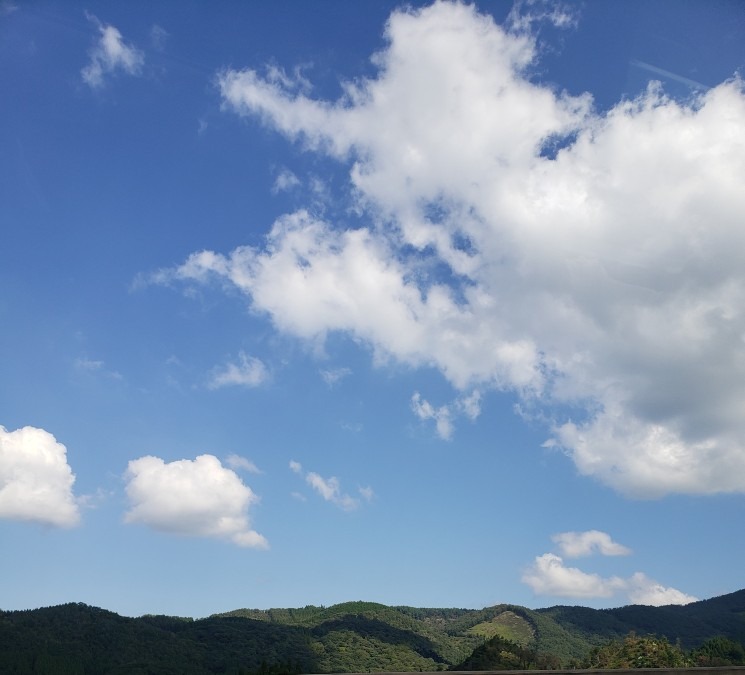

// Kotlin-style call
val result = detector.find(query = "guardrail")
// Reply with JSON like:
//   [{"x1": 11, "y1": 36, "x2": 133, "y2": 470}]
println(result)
[{"x1": 328, "y1": 669, "x2": 745, "y2": 675}]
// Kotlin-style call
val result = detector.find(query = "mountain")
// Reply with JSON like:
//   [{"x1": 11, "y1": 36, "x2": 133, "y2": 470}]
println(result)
[
  {"x1": 0, "y1": 590, "x2": 743, "y2": 674},
  {"x1": 537, "y1": 588, "x2": 745, "y2": 649}
]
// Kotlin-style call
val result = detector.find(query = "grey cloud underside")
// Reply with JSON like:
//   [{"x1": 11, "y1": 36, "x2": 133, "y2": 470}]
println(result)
[{"x1": 162, "y1": 2, "x2": 745, "y2": 497}]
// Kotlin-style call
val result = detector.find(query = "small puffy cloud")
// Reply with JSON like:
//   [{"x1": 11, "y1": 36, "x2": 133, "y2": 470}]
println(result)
[
  {"x1": 0, "y1": 425, "x2": 80, "y2": 527},
  {"x1": 289, "y1": 460, "x2": 303, "y2": 474},
  {"x1": 522, "y1": 553, "x2": 626, "y2": 598},
  {"x1": 226, "y1": 454, "x2": 262, "y2": 474},
  {"x1": 124, "y1": 454, "x2": 267, "y2": 548},
  {"x1": 81, "y1": 13, "x2": 144, "y2": 88},
  {"x1": 272, "y1": 168, "x2": 301, "y2": 194},
  {"x1": 207, "y1": 352, "x2": 268, "y2": 390},
  {"x1": 552, "y1": 530, "x2": 632, "y2": 558},
  {"x1": 523, "y1": 532, "x2": 695, "y2": 605}
]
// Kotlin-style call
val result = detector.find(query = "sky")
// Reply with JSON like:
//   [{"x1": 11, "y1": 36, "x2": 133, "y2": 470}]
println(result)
[{"x1": 1, "y1": 0, "x2": 745, "y2": 619}]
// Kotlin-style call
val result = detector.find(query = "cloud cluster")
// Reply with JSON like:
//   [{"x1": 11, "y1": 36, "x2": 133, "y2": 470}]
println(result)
[
  {"x1": 0, "y1": 425, "x2": 80, "y2": 527},
  {"x1": 290, "y1": 460, "x2": 372, "y2": 510},
  {"x1": 124, "y1": 454, "x2": 268, "y2": 548},
  {"x1": 157, "y1": 1, "x2": 745, "y2": 497},
  {"x1": 411, "y1": 390, "x2": 481, "y2": 440},
  {"x1": 523, "y1": 530, "x2": 696, "y2": 606},
  {"x1": 81, "y1": 14, "x2": 144, "y2": 88}
]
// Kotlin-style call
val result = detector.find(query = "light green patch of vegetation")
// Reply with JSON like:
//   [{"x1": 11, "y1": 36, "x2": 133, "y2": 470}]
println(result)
[{"x1": 467, "y1": 610, "x2": 534, "y2": 646}]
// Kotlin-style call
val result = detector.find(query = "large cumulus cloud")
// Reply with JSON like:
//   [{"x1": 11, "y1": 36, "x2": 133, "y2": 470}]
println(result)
[
  {"x1": 0, "y1": 425, "x2": 81, "y2": 527},
  {"x1": 124, "y1": 454, "x2": 267, "y2": 548},
  {"x1": 156, "y1": 2, "x2": 745, "y2": 498}
]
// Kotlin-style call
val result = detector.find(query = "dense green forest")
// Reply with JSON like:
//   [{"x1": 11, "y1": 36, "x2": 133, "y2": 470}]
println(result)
[{"x1": 1, "y1": 590, "x2": 744, "y2": 674}]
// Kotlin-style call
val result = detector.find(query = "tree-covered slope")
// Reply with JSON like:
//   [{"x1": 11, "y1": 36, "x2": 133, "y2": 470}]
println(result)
[
  {"x1": 539, "y1": 588, "x2": 745, "y2": 650},
  {"x1": 1, "y1": 589, "x2": 744, "y2": 674}
]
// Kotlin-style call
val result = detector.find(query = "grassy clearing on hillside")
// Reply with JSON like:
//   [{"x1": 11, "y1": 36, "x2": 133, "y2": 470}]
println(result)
[{"x1": 468, "y1": 611, "x2": 535, "y2": 646}]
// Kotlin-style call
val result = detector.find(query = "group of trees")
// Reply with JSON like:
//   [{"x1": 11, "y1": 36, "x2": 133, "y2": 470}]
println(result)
[
  {"x1": 582, "y1": 633, "x2": 745, "y2": 669},
  {"x1": 455, "y1": 631, "x2": 745, "y2": 671}
]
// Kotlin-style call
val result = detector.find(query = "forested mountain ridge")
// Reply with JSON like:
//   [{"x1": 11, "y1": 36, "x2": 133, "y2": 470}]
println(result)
[
  {"x1": 1, "y1": 589, "x2": 743, "y2": 674},
  {"x1": 537, "y1": 588, "x2": 745, "y2": 649}
]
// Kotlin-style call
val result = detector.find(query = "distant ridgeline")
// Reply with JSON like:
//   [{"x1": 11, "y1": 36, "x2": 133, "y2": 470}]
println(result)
[{"x1": 1, "y1": 590, "x2": 744, "y2": 674}]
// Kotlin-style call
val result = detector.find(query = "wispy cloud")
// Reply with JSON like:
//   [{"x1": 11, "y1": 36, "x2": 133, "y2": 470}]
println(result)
[
  {"x1": 74, "y1": 356, "x2": 123, "y2": 380},
  {"x1": 290, "y1": 461, "x2": 370, "y2": 511},
  {"x1": 226, "y1": 454, "x2": 262, "y2": 474},
  {"x1": 81, "y1": 13, "x2": 144, "y2": 89},
  {"x1": 320, "y1": 367, "x2": 351, "y2": 387},
  {"x1": 411, "y1": 391, "x2": 481, "y2": 440},
  {"x1": 552, "y1": 530, "x2": 632, "y2": 558},
  {"x1": 630, "y1": 59, "x2": 709, "y2": 91},
  {"x1": 0, "y1": 1, "x2": 18, "y2": 17},
  {"x1": 149, "y1": 24, "x2": 169, "y2": 52}
]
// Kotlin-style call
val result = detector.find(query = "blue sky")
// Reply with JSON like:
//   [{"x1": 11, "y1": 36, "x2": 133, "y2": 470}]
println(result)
[{"x1": 2, "y1": 0, "x2": 745, "y2": 619}]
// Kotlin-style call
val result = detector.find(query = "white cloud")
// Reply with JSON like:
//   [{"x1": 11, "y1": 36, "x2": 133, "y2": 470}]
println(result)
[
  {"x1": 522, "y1": 553, "x2": 696, "y2": 606},
  {"x1": 207, "y1": 352, "x2": 268, "y2": 389},
  {"x1": 411, "y1": 390, "x2": 482, "y2": 439},
  {"x1": 627, "y1": 572, "x2": 699, "y2": 607},
  {"x1": 0, "y1": 425, "x2": 80, "y2": 527},
  {"x1": 226, "y1": 454, "x2": 262, "y2": 474},
  {"x1": 411, "y1": 392, "x2": 454, "y2": 440},
  {"x1": 523, "y1": 553, "x2": 626, "y2": 598},
  {"x1": 290, "y1": 461, "x2": 368, "y2": 511},
  {"x1": 158, "y1": 2, "x2": 745, "y2": 497},
  {"x1": 306, "y1": 471, "x2": 359, "y2": 511},
  {"x1": 552, "y1": 530, "x2": 632, "y2": 558},
  {"x1": 82, "y1": 14, "x2": 144, "y2": 88},
  {"x1": 506, "y1": 0, "x2": 578, "y2": 33},
  {"x1": 123, "y1": 454, "x2": 268, "y2": 548},
  {"x1": 523, "y1": 531, "x2": 696, "y2": 605}
]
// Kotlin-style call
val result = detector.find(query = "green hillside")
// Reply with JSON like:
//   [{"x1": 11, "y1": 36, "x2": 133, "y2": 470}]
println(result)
[{"x1": 1, "y1": 589, "x2": 744, "y2": 674}]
